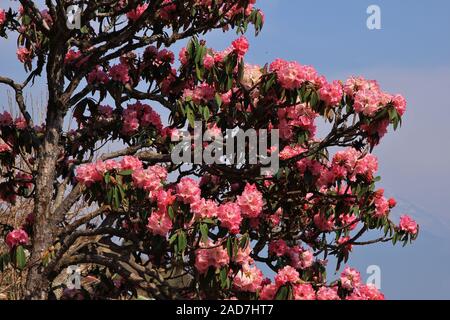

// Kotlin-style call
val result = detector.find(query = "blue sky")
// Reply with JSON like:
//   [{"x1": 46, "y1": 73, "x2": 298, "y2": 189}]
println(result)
[{"x1": 1, "y1": 0, "x2": 450, "y2": 299}]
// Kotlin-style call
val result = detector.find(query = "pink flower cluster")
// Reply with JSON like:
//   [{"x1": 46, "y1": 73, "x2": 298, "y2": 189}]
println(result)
[
  {"x1": 176, "y1": 177, "x2": 201, "y2": 204},
  {"x1": 270, "y1": 59, "x2": 321, "y2": 90},
  {"x1": 332, "y1": 148, "x2": 378, "y2": 182},
  {"x1": 345, "y1": 76, "x2": 407, "y2": 117},
  {"x1": 268, "y1": 240, "x2": 314, "y2": 270},
  {"x1": 217, "y1": 202, "x2": 242, "y2": 234},
  {"x1": 191, "y1": 198, "x2": 218, "y2": 219},
  {"x1": 399, "y1": 215, "x2": 418, "y2": 235},
  {"x1": 132, "y1": 165, "x2": 168, "y2": 199},
  {"x1": 260, "y1": 266, "x2": 315, "y2": 300},
  {"x1": 126, "y1": 4, "x2": 148, "y2": 21},
  {"x1": 0, "y1": 111, "x2": 31, "y2": 131},
  {"x1": 64, "y1": 50, "x2": 88, "y2": 68},
  {"x1": 183, "y1": 83, "x2": 216, "y2": 104},
  {"x1": 147, "y1": 190, "x2": 175, "y2": 237},
  {"x1": 231, "y1": 36, "x2": 249, "y2": 59},
  {"x1": 340, "y1": 267, "x2": 384, "y2": 300},
  {"x1": 319, "y1": 80, "x2": 343, "y2": 107},
  {"x1": 0, "y1": 9, "x2": 6, "y2": 26},
  {"x1": 109, "y1": 63, "x2": 131, "y2": 85},
  {"x1": 278, "y1": 103, "x2": 317, "y2": 141},
  {"x1": 340, "y1": 266, "x2": 361, "y2": 290},
  {"x1": 87, "y1": 66, "x2": 109, "y2": 85},
  {"x1": 5, "y1": 229, "x2": 29, "y2": 249},
  {"x1": 143, "y1": 46, "x2": 175, "y2": 66},
  {"x1": 279, "y1": 145, "x2": 306, "y2": 160},
  {"x1": 121, "y1": 101, "x2": 163, "y2": 136},
  {"x1": 0, "y1": 143, "x2": 12, "y2": 153},
  {"x1": 158, "y1": 0, "x2": 177, "y2": 21},
  {"x1": 233, "y1": 263, "x2": 264, "y2": 293},
  {"x1": 195, "y1": 241, "x2": 230, "y2": 274},
  {"x1": 236, "y1": 183, "x2": 263, "y2": 218},
  {"x1": 17, "y1": 47, "x2": 32, "y2": 63},
  {"x1": 76, "y1": 156, "x2": 143, "y2": 186}
]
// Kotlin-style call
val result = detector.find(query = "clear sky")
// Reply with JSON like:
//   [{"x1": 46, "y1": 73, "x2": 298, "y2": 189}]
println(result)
[{"x1": 1, "y1": 0, "x2": 450, "y2": 299}]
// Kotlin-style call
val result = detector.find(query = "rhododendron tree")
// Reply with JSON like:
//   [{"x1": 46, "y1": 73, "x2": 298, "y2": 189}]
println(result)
[{"x1": 0, "y1": 0, "x2": 418, "y2": 300}]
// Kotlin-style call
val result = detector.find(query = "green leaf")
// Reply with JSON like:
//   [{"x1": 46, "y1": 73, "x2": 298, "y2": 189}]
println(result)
[
  {"x1": 202, "y1": 106, "x2": 211, "y2": 121},
  {"x1": 0, "y1": 253, "x2": 10, "y2": 272},
  {"x1": 168, "y1": 206, "x2": 175, "y2": 220},
  {"x1": 186, "y1": 107, "x2": 195, "y2": 128},
  {"x1": 215, "y1": 93, "x2": 223, "y2": 107},
  {"x1": 15, "y1": 246, "x2": 26, "y2": 270},
  {"x1": 275, "y1": 285, "x2": 290, "y2": 300},
  {"x1": 200, "y1": 224, "x2": 209, "y2": 243},
  {"x1": 177, "y1": 231, "x2": 187, "y2": 253},
  {"x1": 118, "y1": 169, "x2": 133, "y2": 176},
  {"x1": 169, "y1": 233, "x2": 178, "y2": 245},
  {"x1": 310, "y1": 90, "x2": 319, "y2": 107},
  {"x1": 219, "y1": 267, "x2": 228, "y2": 288},
  {"x1": 113, "y1": 186, "x2": 120, "y2": 209}
]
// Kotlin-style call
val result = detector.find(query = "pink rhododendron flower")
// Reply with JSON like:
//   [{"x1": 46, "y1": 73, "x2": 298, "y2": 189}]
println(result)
[
  {"x1": 191, "y1": 198, "x2": 218, "y2": 219},
  {"x1": 313, "y1": 213, "x2": 335, "y2": 232},
  {"x1": 337, "y1": 236, "x2": 353, "y2": 252},
  {"x1": 340, "y1": 267, "x2": 361, "y2": 290},
  {"x1": 339, "y1": 213, "x2": 358, "y2": 230},
  {"x1": 399, "y1": 215, "x2": 418, "y2": 235},
  {"x1": 231, "y1": 36, "x2": 249, "y2": 58},
  {"x1": 132, "y1": 165, "x2": 168, "y2": 197},
  {"x1": 178, "y1": 47, "x2": 189, "y2": 65},
  {"x1": 217, "y1": 202, "x2": 242, "y2": 234},
  {"x1": 0, "y1": 111, "x2": 13, "y2": 126},
  {"x1": 127, "y1": 4, "x2": 148, "y2": 21},
  {"x1": 147, "y1": 208, "x2": 172, "y2": 236},
  {"x1": 268, "y1": 239, "x2": 289, "y2": 257},
  {"x1": 289, "y1": 246, "x2": 314, "y2": 270},
  {"x1": 234, "y1": 244, "x2": 254, "y2": 265},
  {"x1": 271, "y1": 59, "x2": 320, "y2": 90},
  {"x1": 203, "y1": 54, "x2": 215, "y2": 69},
  {"x1": 176, "y1": 177, "x2": 201, "y2": 204},
  {"x1": 109, "y1": 63, "x2": 131, "y2": 84},
  {"x1": 0, "y1": 143, "x2": 12, "y2": 153},
  {"x1": 319, "y1": 80, "x2": 343, "y2": 106},
  {"x1": 87, "y1": 66, "x2": 109, "y2": 85},
  {"x1": 259, "y1": 283, "x2": 278, "y2": 300},
  {"x1": 279, "y1": 145, "x2": 305, "y2": 160},
  {"x1": 346, "y1": 284, "x2": 385, "y2": 300},
  {"x1": 14, "y1": 117, "x2": 27, "y2": 130},
  {"x1": 6, "y1": 229, "x2": 29, "y2": 249},
  {"x1": 293, "y1": 283, "x2": 316, "y2": 300},
  {"x1": 76, "y1": 163, "x2": 104, "y2": 186},
  {"x1": 17, "y1": 47, "x2": 32, "y2": 63},
  {"x1": 392, "y1": 94, "x2": 407, "y2": 116},
  {"x1": 317, "y1": 286, "x2": 340, "y2": 300},
  {"x1": 275, "y1": 266, "x2": 299, "y2": 286},
  {"x1": 0, "y1": 9, "x2": 7, "y2": 26},
  {"x1": 195, "y1": 241, "x2": 229, "y2": 274},
  {"x1": 119, "y1": 156, "x2": 143, "y2": 171},
  {"x1": 237, "y1": 183, "x2": 263, "y2": 218},
  {"x1": 183, "y1": 83, "x2": 215, "y2": 104},
  {"x1": 233, "y1": 264, "x2": 264, "y2": 293}
]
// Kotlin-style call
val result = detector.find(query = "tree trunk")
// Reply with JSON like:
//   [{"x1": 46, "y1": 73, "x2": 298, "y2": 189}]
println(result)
[
  {"x1": 24, "y1": 37, "x2": 67, "y2": 298},
  {"x1": 24, "y1": 105, "x2": 64, "y2": 299}
]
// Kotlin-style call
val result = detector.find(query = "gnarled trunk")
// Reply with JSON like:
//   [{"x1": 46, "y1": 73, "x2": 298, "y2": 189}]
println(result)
[{"x1": 24, "y1": 37, "x2": 67, "y2": 298}]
